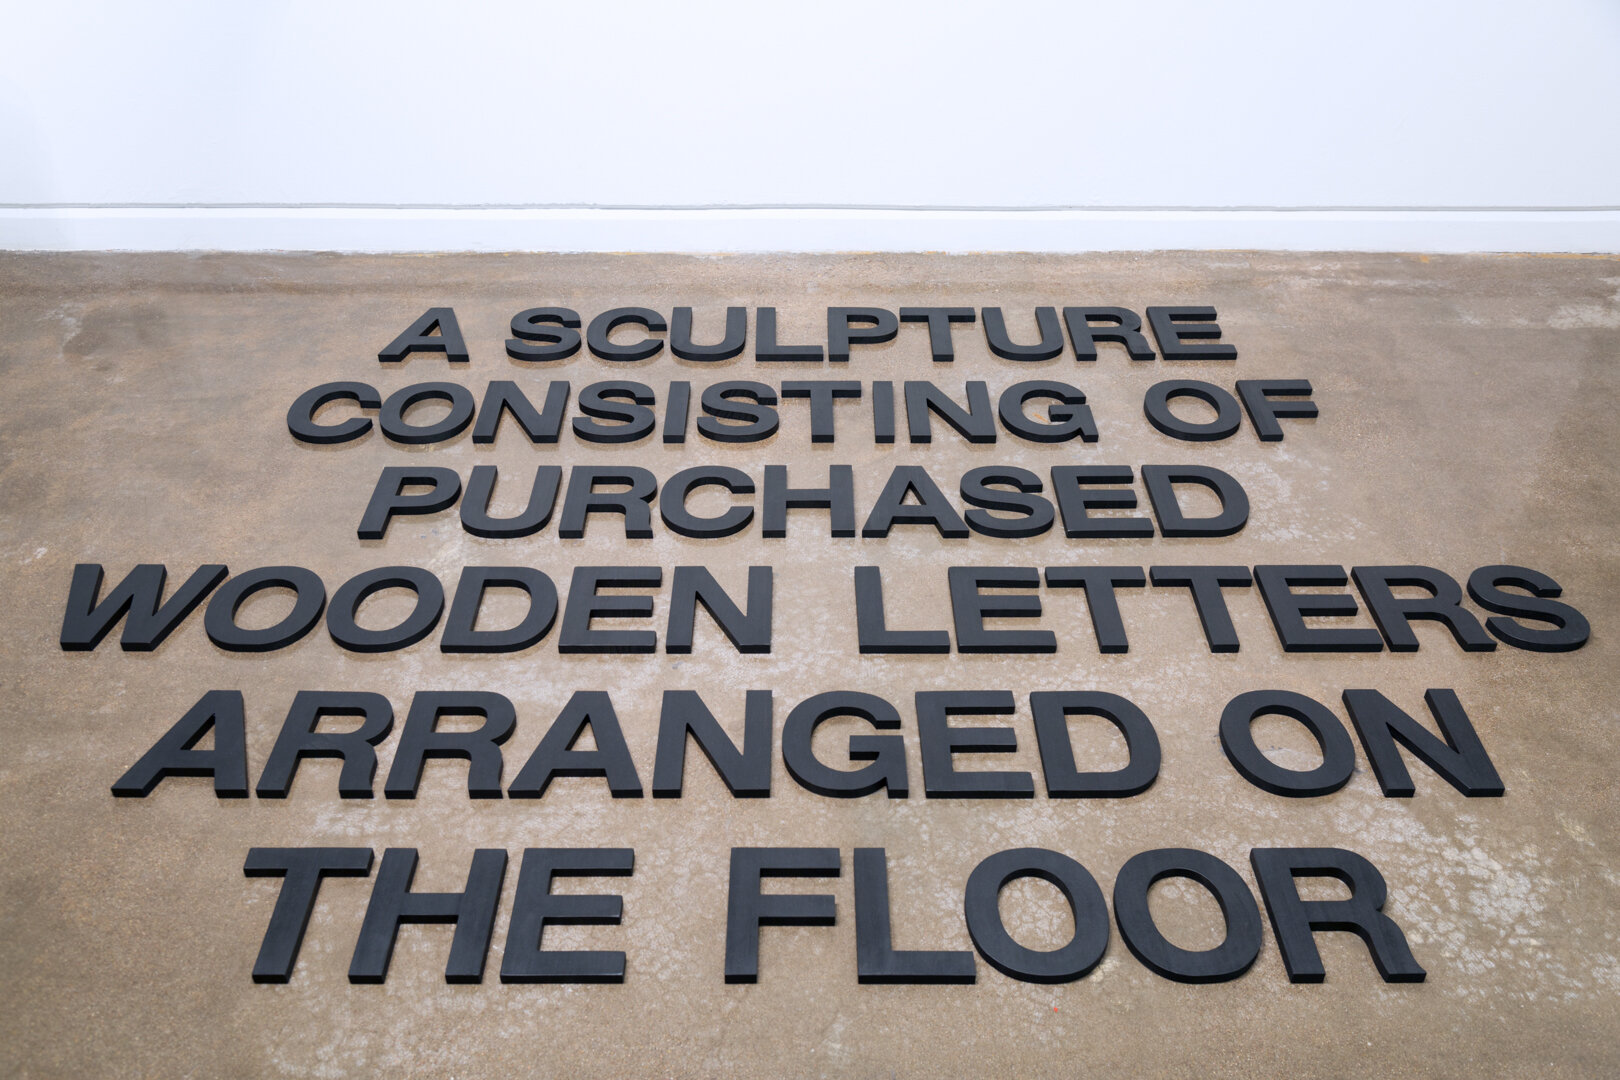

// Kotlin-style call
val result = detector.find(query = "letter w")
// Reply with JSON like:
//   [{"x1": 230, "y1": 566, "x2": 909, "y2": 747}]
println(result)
[{"x1": 60, "y1": 563, "x2": 228, "y2": 651}]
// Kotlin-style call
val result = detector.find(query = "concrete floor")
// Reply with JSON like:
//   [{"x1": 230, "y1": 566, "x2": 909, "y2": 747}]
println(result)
[{"x1": 0, "y1": 251, "x2": 1616, "y2": 1078}]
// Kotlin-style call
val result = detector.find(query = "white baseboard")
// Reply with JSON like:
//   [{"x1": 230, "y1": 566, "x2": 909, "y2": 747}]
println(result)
[{"x1": 2, "y1": 206, "x2": 1617, "y2": 254}]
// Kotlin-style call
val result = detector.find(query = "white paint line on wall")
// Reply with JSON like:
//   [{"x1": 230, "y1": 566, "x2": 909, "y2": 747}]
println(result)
[{"x1": 1, "y1": 207, "x2": 1617, "y2": 254}]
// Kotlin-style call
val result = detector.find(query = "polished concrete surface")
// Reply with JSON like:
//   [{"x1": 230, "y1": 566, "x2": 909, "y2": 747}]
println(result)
[{"x1": 0, "y1": 252, "x2": 1616, "y2": 1078}]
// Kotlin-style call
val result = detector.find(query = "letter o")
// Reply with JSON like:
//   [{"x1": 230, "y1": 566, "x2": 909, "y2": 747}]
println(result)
[
  {"x1": 1143, "y1": 380, "x2": 1242, "y2": 441},
  {"x1": 327, "y1": 566, "x2": 445, "y2": 653},
  {"x1": 380, "y1": 382, "x2": 476, "y2": 444},
  {"x1": 963, "y1": 848, "x2": 1109, "y2": 983},
  {"x1": 1219, "y1": 690, "x2": 1355, "y2": 797},
  {"x1": 204, "y1": 566, "x2": 326, "y2": 652},
  {"x1": 1112, "y1": 848, "x2": 1262, "y2": 983}
]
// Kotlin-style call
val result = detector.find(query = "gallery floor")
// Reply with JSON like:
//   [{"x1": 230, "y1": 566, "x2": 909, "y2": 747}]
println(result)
[{"x1": 1, "y1": 251, "x2": 1614, "y2": 1078}]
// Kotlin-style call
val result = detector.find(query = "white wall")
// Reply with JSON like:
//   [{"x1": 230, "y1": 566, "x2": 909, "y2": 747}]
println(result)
[{"x1": 3, "y1": 0, "x2": 1618, "y2": 251}]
